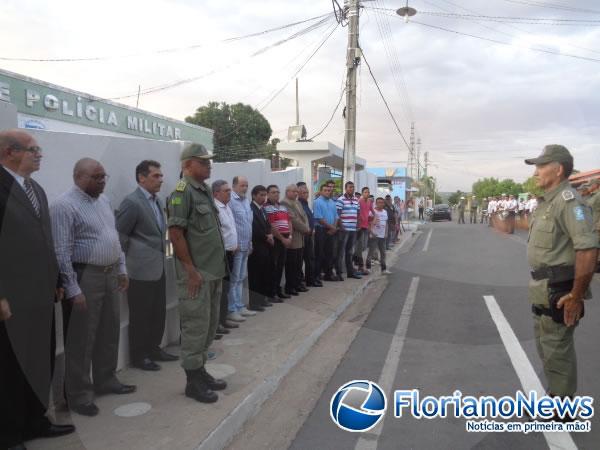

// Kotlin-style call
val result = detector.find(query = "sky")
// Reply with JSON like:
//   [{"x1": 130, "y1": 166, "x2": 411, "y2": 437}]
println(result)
[{"x1": 1, "y1": 0, "x2": 599, "y2": 191}]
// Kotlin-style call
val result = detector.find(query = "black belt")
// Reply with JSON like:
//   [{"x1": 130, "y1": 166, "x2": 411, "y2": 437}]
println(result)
[
  {"x1": 530, "y1": 266, "x2": 574, "y2": 283},
  {"x1": 73, "y1": 262, "x2": 119, "y2": 273},
  {"x1": 532, "y1": 304, "x2": 552, "y2": 317}
]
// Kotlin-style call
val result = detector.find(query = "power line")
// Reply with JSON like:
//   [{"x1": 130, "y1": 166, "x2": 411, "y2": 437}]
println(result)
[
  {"x1": 502, "y1": 0, "x2": 600, "y2": 15},
  {"x1": 360, "y1": 48, "x2": 411, "y2": 151},
  {"x1": 109, "y1": 16, "x2": 334, "y2": 100},
  {"x1": 0, "y1": 13, "x2": 333, "y2": 62},
  {"x1": 383, "y1": 13, "x2": 600, "y2": 64},
  {"x1": 307, "y1": 74, "x2": 347, "y2": 140}
]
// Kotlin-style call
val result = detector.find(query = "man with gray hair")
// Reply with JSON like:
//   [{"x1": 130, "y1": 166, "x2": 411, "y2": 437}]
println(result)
[{"x1": 51, "y1": 158, "x2": 135, "y2": 417}]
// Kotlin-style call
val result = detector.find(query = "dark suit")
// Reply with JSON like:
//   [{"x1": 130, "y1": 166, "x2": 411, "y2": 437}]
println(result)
[
  {"x1": 248, "y1": 202, "x2": 274, "y2": 307},
  {"x1": 116, "y1": 187, "x2": 167, "y2": 364},
  {"x1": 0, "y1": 165, "x2": 59, "y2": 448}
]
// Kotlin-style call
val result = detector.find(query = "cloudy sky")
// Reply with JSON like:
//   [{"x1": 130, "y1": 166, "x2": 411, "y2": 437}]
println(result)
[{"x1": 1, "y1": 0, "x2": 599, "y2": 191}]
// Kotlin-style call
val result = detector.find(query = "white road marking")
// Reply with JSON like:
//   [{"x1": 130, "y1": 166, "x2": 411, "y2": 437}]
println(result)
[
  {"x1": 422, "y1": 229, "x2": 433, "y2": 252},
  {"x1": 354, "y1": 277, "x2": 420, "y2": 450},
  {"x1": 483, "y1": 295, "x2": 578, "y2": 450}
]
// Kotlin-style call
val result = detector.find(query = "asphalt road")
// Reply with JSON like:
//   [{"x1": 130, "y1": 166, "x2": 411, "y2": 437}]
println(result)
[{"x1": 290, "y1": 219, "x2": 600, "y2": 450}]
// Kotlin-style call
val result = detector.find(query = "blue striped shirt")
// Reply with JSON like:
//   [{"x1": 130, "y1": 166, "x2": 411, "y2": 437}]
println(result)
[
  {"x1": 50, "y1": 186, "x2": 126, "y2": 298},
  {"x1": 229, "y1": 191, "x2": 253, "y2": 251}
]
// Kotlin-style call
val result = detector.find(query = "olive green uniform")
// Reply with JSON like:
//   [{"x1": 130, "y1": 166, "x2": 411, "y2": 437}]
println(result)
[
  {"x1": 469, "y1": 199, "x2": 479, "y2": 224},
  {"x1": 457, "y1": 200, "x2": 465, "y2": 224},
  {"x1": 587, "y1": 191, "x2": 600, "y2": 233},
  {"x1": 527, "y1": 180, "x2": 598, "y2": 396},
  {"x1": 168, "y1": 176, "x2": 226, "y2": 370}
]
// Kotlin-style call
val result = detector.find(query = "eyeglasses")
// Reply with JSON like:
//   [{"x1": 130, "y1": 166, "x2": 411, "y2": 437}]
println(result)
[
  {"x1": 89, "y1": 174, "x2": 109, "y2": 181},
  {"x1": 11, "y1": 144, "x2": 43, "y2": 154}
]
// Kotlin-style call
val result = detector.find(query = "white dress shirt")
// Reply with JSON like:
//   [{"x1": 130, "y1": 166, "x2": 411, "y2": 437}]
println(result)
[{"x1": 215, "y1": 198, "x2": 238, "y2": 251}]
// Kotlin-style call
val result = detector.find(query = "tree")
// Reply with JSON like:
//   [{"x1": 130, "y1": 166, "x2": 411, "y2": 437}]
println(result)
[
  {"x1": 472, "y1": 177, "x2": 522, "y2": 199},
  {"x1": 521, "y1": 176, "x2": 543, "y2": 196},
  {"x1": 448, "y1": 190, "x2": 463, "y2": 206},
  {"x1": 417, "y1": 175, "x2": 443, "y2": 204},
  {"x1": 185, "y1": 101, "x2": 273, "y2": 162}
]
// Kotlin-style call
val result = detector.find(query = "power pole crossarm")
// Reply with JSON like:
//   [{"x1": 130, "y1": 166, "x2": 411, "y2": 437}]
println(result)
[{"x1": 343, "y1": 0, "x2": 360, "y2": 185}]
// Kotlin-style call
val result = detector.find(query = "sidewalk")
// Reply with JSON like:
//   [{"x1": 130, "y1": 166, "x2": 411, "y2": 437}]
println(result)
[{"x1": 30, "y1": 225, "x2": 418, "y2": 450}]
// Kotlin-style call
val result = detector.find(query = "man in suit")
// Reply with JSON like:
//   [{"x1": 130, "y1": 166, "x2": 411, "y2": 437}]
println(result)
[
  {"x1": 116, "y1": 160, "x2": 178, "y2": 371},
  {"x1": 0, "y1": 129, "x2": 75, "y2": 450},
  {"x1": 248, "y1": 185, "x2": 276, "y2": 308}
]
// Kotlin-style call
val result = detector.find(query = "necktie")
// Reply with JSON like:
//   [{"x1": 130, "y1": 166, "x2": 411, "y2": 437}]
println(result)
[
  {"x1": 23, "y1": 178, "x2": 40, "y2": 217},
  {"x1": 151, "y1": 195, "x2": 164, "y2": 230}
]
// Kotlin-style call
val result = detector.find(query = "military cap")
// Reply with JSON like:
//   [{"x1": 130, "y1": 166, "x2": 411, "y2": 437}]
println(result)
[
  {"x1": 525, "y1": 144, "x2": 573, "y2": 166},
  {"x1": 180, "y1": 142, "x2": 212, "y2": 161}
]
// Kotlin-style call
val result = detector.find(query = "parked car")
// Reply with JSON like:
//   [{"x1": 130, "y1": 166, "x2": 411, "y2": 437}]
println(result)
[{"x1": 432, "y1": 203, "x2": 452, "y2": 221}]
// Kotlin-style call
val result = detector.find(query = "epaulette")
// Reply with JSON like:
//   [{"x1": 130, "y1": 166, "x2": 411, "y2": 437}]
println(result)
[
  {"x1": 561, "y1": 190, "x2": 575, "y2": 202},
  {"x1": 175, "y1": 180, "x2": 187, "y2": 192}
]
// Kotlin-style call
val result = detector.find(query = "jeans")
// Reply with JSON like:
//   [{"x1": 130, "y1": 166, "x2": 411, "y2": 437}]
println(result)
[
  {"x1": 335, "y1": 230, "x2": 357, "y2": 276},
  {"x1": 354, "y1": 228, "x2": 369, "y2": 269},
  {"x1": 367, "y1": 237, "x2": 387, "y2": 271},
  {"x1": 228, "y1": 250, "x2": 248, "y2": 313}
]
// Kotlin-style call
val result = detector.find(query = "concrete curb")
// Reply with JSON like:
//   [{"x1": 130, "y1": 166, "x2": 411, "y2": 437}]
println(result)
[{"x1": 196, "y1": 229, "x2": 418, "y2": 450}]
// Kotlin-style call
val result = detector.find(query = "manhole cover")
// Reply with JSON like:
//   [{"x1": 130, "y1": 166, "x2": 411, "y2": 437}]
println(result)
[{"x1": 114, "y1": 402, "x2": 152, "y2": 417}]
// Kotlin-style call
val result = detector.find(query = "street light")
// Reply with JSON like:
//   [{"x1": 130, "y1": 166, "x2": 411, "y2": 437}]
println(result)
[{"x1": 396, "y1": 1, "x2": 417, "y2": 23}]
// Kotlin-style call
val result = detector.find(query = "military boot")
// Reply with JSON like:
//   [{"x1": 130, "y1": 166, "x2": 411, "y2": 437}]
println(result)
[
  {"x1": 185, "y1": 369, "x2": 218, "y2": 403},
  {"x1": 199, "y1": 367, "x2": 227, "y2": 391}
]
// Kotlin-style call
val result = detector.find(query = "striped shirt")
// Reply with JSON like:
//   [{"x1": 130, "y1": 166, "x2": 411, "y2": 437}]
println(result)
[
  {"x1": 229, "y1": 191, "x2": 253, "y2": 251},
  {"x1": 264, "y1": 201, "x2": 290, "y2": 234},
  {"x1": 50, "y1": 186, "x2": 126, "y2": 298},
  {"x1": 336, "y1": 193, "x2": 360, "y2": 231}
]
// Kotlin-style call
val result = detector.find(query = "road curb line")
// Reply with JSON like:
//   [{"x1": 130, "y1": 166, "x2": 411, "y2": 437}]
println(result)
[{"x1": 196, "y1": 231, "x2": 413, "y2": 450}]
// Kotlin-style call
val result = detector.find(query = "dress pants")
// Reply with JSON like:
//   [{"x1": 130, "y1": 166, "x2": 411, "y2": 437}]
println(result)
[
  {"x1": 62, "y1": 264, "x2": 121, "y2": 407},
  {"x1": 335, "y1": 230, "x2": 357, "y2": 276},
  {"x1": 248, "y1": 243, "x2": 274, "y2": 306},
  {"x1": 272, "y1": 238, "x2": 287, "y2": 295},
  {"x1": 285, "y1": 248, "x2": 303, "y2": 291},
  {"x1": 0, "y1": 308, "x2": 54, "y2": 448},
  {"x1": 314, "y1": 227, "x2": 335, "y2": 280},
  {"x1": 128, "y1": 273, "x2": 167, "y2": 363},
  {"x1": 220, "y1": 251, "x2": 234, "y2": 323},
  {"x1": 302, "y1": 234, "x2": 315, "y2": 285}
]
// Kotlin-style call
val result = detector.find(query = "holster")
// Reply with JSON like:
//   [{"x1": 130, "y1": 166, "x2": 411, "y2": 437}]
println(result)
[{"x1": 548, "y1": 280, "x2": 583, "y2": 325}]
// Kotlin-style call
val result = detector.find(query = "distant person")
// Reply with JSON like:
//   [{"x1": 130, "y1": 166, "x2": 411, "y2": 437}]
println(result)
[
  {"x1": 384, "y1": 195, "x2": 397, "y2": 249},
  {"x1": 418, "y1": 199, "x2": 424, "y2": 221},
  {"x1": 367, "y1": 197, "x2": 391, "y2": 275},
  {"x1": 469, "y1": 195, "x2": 479, "y2": 224},
  {"x1": 313, "y1": 183, "x2": 338, "y2": 282},
  {"x1": 335, "y1": 181, "x2": 362, "y2": 280},
  {"x1": 457, "y1": 197, "x2": 466, "y2": 224},
  {"x1": 354, "y1": 187, "x2": 374, "y2": 275},
  {"x1": 297, "y1": 182, "x2": 321, "y2": 287}
]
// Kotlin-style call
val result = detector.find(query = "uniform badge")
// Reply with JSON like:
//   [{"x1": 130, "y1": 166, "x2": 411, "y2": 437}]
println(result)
[
  {"x1": 561, "y1": 190, "x2": 574, "y2": 201},
  {"x1": 573, "y1": 206, "x2": 585, "y2": 221},
  {"x1": 175, "y1": 180, "x2": 187, "y2": 192},
  {"x1": 171, "y1": 196, "x2": 182, "y2": 205}
]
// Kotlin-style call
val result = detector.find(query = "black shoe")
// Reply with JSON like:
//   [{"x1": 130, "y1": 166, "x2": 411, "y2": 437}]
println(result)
[
  {"x1": 249, "y1": 305, "x2": 266, "y2": 311},
  {"x1": 223, "y1": 320, "x2": 240, "y2": 328},
  {"x1": 95, "y1": 383, "x2": 137, "y2": 396},
  {"x1": 27, "y1": 423, "x2": 76, "y2": 439},
  {"x1": 150, "y1": 349, "x2": 179, "y2": 362},
  {"x1": 185, "y1": 371, "x2": 218, "y2": 403},
  {"x1": 133, "y1": 358, "x2": 161, "y2": 371},
  {"x1": 71, "y1": 402, "x2": 99, "y2": 417},
  {"x1": 277, "y1": 291, "x2": 291, "y2": 299},
  {"x1": 260, "y1": 300, "x2": 273, "y2": 307},
  {"x1": 297, "y1": 286, "x2": 309, "y2": 292},
  {"x1": 271, "y1": 296, "x2": 284, "y2": 303},
  {"x1": 217, "y1": 325, "x2": 230, "y2": 334},
  {"x1": 310, "y1": 280, "x2": 323, "y2": 287},
  {"x1": 335, "y1": 275, "x2": 344, "y2": 281},
  {"x1": 285, "y1": 289, "x2": 299, "y2": 296},
  {"x1": 199, "y1": 367, "x2": 227, "y2": 391},
  {"x1": 323, "y1": 275, "x2": 337, "y2": 282},
  {"x1": 348, "y1": 273, "x2": 362, "y2": 280}
]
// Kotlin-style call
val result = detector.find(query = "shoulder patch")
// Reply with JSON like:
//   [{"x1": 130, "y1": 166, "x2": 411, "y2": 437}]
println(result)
[
  {"x1": 176, "y1": 180, "x2": 187, "y2": 192},
  {"x1": 561, "y1": 190, "x2": 574, "y2": 201},
  {"x1": 573, "y1": 205, "x2": 585, "y2": 221},
  {"x1": 171, "y1": 196, "x2": 182, "y2": 206}
]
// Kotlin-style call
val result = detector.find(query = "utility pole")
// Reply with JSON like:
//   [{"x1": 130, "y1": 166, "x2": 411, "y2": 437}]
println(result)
[
  {"x1": 424, "y1": 151, "x2": 429, "y2": 198},
  {"x1": 295, "y1": 78, "x2": 300, "y2": 126},
  {"x1": 343, "y1": 0, "x2": 360, "y2": 185},
  {"x1": 409, "y1": 122, "x2": 415, "y2": 183},
  {"x1": 416, "y1": 137, "x2": 421, "y2": 183}
]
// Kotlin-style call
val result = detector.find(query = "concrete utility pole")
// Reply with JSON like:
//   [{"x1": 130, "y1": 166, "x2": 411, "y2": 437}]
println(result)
[
  {"x1": 343, "y1": 0, "x2": 360, "y2": 185},
  {"x1": 416, "y1": 137, "x2": 421, "y2": 183},
  {"x1": 409, "y1": 122, "x2": 415, "y2": 182}
]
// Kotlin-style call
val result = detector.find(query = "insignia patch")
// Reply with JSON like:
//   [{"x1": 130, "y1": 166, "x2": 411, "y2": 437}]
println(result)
[
  {"x1": 175, "y1": 180, "x2": 187, "y2": 192},
  {"x1": 573, "y1": 206, "x2": 585, "y2": 221},
  {"x1": 171, "y1": 197, "x2": 182, "y2": 206},
  {"x1": 561, "y1": 190, "x2": 574, "y2": 201}
]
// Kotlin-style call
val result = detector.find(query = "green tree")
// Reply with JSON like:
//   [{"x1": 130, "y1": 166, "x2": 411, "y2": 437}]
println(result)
[
  {"x1": 447, "y1": 190, "x2": 463, "y2": 206},
  {"x1": 472, "y1": 177, "x2": 522, "y2": 199},
  {"x1": 185, "y1": 101, "x2": 273, "y2": 162},
  {"x1": 521, "y1": 176, "x2": 543, "y2": 196}
]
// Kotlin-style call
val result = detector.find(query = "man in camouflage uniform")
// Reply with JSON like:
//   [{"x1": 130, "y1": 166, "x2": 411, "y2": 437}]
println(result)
[
  {"x1": 525, "y1": 145, "x2": 598, "y2": 406},
  {"x1": 168, "y1": 143, "x2": 227, "y2": 403}
]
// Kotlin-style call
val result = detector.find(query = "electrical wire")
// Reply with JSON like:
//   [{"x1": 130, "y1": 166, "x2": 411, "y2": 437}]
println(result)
[
  {"x1": 0, "y1": 13, "x2": 333, "y2": 62},
  {"x1": 360, "y1": 48, "x2": 411, "y2": 151},
  {"x1": 502, "y1": 0, "x2": 600, "y2": 15},
  {"x1": 307, "y1": 75, "x2": 346, "y2": 140}
]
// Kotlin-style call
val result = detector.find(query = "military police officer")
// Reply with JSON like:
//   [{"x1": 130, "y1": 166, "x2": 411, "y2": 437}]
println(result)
[
  {"x1": 457, "y1": 196, "x2": 466, "y2": 224},
  {"x1": 469, "y1": 195, "x2": 479, "y2": 224},
  {"x1": 168, "y1": 143, "x2": 227, "y2": 403},
  {"x1": 525, "y1": 144, "x2": 598, "y2": 404}
]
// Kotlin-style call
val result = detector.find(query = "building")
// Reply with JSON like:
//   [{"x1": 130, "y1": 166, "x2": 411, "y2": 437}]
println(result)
[
  {"x1": 0, "y1": 68, "x2": 213, "y2": 146},
  {"x1": 367, "y1": 167, "x2": 408, "y2": 200}
]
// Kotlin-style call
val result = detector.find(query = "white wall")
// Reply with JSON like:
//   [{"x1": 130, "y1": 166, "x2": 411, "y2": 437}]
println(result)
[{"x1": 209, "y1": 158, "x2": 304, "y2": 190}]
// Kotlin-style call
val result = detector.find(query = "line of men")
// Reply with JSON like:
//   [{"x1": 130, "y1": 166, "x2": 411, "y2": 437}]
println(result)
[{"x1": 0, "y1": 133, "x2": 400, "y2": 448}]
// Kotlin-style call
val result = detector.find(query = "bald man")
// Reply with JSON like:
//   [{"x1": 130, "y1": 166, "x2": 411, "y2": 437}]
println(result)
[
  {"x1": 0, "y1": 130, "x2": 75, "y2": 449},
  {"x1": 51, "y1": 158, "x2": 135, "y2": 417}
]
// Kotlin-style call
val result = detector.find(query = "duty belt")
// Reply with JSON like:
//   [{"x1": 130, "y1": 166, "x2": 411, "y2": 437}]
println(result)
[
  {"x1": 73, "y1": 262, "x2": 119, "y2": 273},
  {"x1": 532, "y1": 304, "x2": 552, "y2": 317},
  {"x1": 530, "y1": 265, "x2": 574, "y2": 283}
]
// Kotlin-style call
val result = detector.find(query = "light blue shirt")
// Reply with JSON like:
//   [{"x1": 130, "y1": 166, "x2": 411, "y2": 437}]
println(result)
[
  {"x1": 313, "y1": 195, "x2": 338, "y2": 227},
  {"x1": 139, "y1": 185, "x2": 165, "y2": 231},
  {"x1": 229, "y1": 190, "x2": 253, "y2": 251}
]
